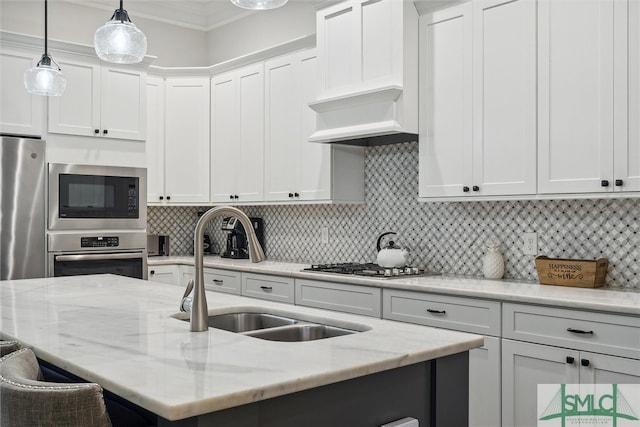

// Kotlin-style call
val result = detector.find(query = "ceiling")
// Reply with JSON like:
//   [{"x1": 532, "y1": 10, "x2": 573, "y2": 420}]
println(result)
[
  {"x1": 66, "y1": 0, "x2": 450, "y2": 32},
  {"x1": 67, "y1": 0, "x2": 311, "y2": 32}
]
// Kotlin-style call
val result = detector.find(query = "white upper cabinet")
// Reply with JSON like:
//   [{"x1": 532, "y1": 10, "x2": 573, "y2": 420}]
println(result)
[
  {"x1": 211, "y1": 63, "x2": 264, "y2": 203},
  {"x1": 419, "y1": 3, "x2": 473, "y2": 198},
  {"x1": 265, "y1": 49, "x2": 365, "y2": 203},
  {"x1": 145, "y1": 76, "x2": 165, "y2": 203},
  {"x1": 309, "y1": 0, "x2": 418, "y2": 144},
  {"x1": 48, "y1": 56, "x2": 146, "y2": 141},
  {"x1": 162, "y1": 77, "x2": 210, "y2": 204},
  {"x1": 419, "y1": 0, "x2": 536, "y2": 199},
  {"x1": 0, "y1": 48, "x2": 43, "y2": 136}
]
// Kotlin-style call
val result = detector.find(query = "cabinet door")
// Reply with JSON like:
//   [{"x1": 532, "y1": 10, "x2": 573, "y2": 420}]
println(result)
[
  {"x1": 48, "y1": 58, "x2": 101, "y2": 137},
  {"x1": 538, "y1": 0, "x2": 615, "y2": 194},
  {"x1": 0, "y1": 49, "x2": 43, "y2": 136},
  {"x1": 619, "y1": 0, "x2": 640, "y2": 191},
  {"x1": 299, "y1": 53, "x2": 332, "y2": 201},
  {"x1": 164, "y1": 77, "x2": 210, "y2": 203},
  {"x1": 419, "y1": 4, "x2": 473, "y2": 198},
  {"x1": 211, "y1": 72, "x2": 239, "y2": 202},
  {"x1": 472, "y1": 0, "x2": 536, "y2": 196},
  {"x1": 469, "y1": 336, "x2": 501, "y2": 427},
  {"x1": 101, "y1": 67, "x2": 146, "y2": 141},
  {"x1": 236, "y1": 64, "x2": 264, "y2": 202},
  {"x1": 316, "y1": 0, "x2": 359, "y2": 96},
  {"x1": 146, "y1": 76, "x2": 165, "y2": 203},
  {"x1": 502, "y1": 339, "x2": 579, "y2": 427},
  {"x1": 264, "y1": 54, "x2": 301, "y2": 201},
  {"x1": 579, "y1": 351, "x2": 640, "y2": 385}
]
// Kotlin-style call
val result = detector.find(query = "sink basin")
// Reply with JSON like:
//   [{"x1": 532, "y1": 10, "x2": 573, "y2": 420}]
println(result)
[
  {"x1": 245, "y1": 324, "x2": 356, "y2": 342},
  {"x1": 201, "y1": 312, "x2": 298, "y2": 333}
]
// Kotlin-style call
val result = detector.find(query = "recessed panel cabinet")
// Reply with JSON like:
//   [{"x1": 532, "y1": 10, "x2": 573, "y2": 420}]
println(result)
[
  {"x1": 0, "y1": 48, "x2": 43, "y2": 136},
  {"x1": 147, "y1": 77, "x2": 210, "y2": 204},
  {"x1": 419, "y1": 0, "x2": 536, "y2": 199},
  {"x1": 48, "y1": 57, "x2": 146, "y2": 141},
  {"x1": 211, "y1": 64, "x2": 264, "y2": 203},
  {"x1": 264, "y1": 50, "x2": 365, "y2": 203}
]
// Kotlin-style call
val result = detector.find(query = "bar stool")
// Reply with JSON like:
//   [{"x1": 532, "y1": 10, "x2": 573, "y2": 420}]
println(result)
[
  {"x1": 0, "y1": 340, "x2": 20, "y2": 357},
  {"x1": 0, "y1": 348, "x2": 112, "y2": 427}
]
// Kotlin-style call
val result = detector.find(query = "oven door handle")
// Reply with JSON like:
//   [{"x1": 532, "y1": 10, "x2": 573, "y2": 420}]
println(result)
[{"x1": 55, "y1": 253, "x2": 144, "y2": 262}]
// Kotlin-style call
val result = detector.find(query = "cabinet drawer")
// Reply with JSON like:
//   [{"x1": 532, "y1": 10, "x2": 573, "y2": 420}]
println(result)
[
  {"x1": 503, "y1": 303, "x2": 640, "y2": 359},
  {"x1": 383, "y1": 289, "x2": 501, "y2": 336},
  {"x1": 295, "y1": 279, "x2": 382, "y2": 317},
  {"x1": 242, "y1": 273, "x2": 294, "y2": 303},
  {"x1": 203, "y1": 268, "x2": 241, "y2": 295}
]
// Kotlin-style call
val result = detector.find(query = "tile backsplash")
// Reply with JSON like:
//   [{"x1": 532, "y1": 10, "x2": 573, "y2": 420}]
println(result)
[{"x1": 148, "y1": 141, "x2": 640, "y2": 289}]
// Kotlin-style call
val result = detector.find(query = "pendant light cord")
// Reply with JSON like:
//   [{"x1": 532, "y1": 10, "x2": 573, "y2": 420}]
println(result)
[
  {"x1": 44, "y1": 0, "x2": 48, "y2": 55},
  {"x1": 120, "y1": 0, "x2": 124, "y2": 23}
]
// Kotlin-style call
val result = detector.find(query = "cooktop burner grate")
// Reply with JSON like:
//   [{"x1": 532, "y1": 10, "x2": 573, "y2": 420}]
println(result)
[{"x1": 302, "y1": 262, "x2": 439, "y2": 279}]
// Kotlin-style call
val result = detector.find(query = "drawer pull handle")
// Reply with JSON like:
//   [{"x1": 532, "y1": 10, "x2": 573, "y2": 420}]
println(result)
[
  {"x1": 566, "y1": 356, "x2": 575, "y2": 365},
  {"x1": 212, "y1": 279, "x2": 223, "y2": 285},
  {"x1": 426, "y1": 309, "x2": 446, "y2": 315},
  {"x1": 567, "y1": 328, "x2": 594, "y2": 335},
  {"x1": 260, "y1": 286, "x2": 273, "y2": 291},
  {"x1": 581, "y1": 359, "x2": 590, "y2": 367}
]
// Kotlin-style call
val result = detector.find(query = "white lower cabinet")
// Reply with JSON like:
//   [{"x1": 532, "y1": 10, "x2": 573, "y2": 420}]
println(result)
[
  {"x1": 382, "y1": 289, "x2": 502, "y2": 427},
  {"x1": 203, "y1": 268, "x2": 241, "y2": 295},
  {"x1": 241, "y1": 272, "x2": 295, "y2": 304},
  {"x1": 148, "y1": 265, "x2": 181, "y2": 285},
  {"x1": 502, "y1": 303, "x2": 640, "y2": 427},
  {"x1": 295, "y1": 279, "x2": 381, "y2": 317}
]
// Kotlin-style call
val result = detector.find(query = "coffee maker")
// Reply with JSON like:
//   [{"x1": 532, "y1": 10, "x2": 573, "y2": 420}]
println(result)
[{"x1": 221, "y1": 217, "x2": 264, "y2": 259}]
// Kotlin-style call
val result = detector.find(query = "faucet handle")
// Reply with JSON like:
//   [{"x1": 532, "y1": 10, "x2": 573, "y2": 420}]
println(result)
[{"x1": 180, "y1": 279, "x2": 194, "y2": 312}]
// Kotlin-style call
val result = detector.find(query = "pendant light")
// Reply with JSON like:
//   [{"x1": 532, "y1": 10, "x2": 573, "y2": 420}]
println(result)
[
  {"x1": 230, "y1": 0, "x2": 288, "y2": 10},
  {"x1": 24, "y1": 0, "x2": 66, "y2": 96},
  {"x1": 94, "y1": 0, "x2": 147, "y2": 64}
]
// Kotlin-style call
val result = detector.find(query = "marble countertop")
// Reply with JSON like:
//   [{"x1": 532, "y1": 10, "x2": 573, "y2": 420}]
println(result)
[
  {"x1": 0, "y1": 274, "x2": 482, "y2": 421},
  {"x1": 149, "y1": 256, "x2": 640, "y2": 316}
]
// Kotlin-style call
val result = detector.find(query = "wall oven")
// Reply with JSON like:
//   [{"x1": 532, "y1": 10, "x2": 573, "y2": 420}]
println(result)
[
  {"x1": 48, "y1": 163, "x2": 147, "y2": 231},
  {"x1": 48, "y1": 233, "x2": 147, "y2": 279}
]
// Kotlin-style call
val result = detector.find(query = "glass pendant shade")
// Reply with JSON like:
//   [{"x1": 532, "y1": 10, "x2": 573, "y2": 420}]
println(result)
[
  {"x1": 24, "y1": 55, "x2": 66, "y2": 96},
  {"x1": 230, "y1": 0, "x2": 288, "y2": 10},
  {"x1": 94, "y1": 8, "x2": 147, "y2": 64}
]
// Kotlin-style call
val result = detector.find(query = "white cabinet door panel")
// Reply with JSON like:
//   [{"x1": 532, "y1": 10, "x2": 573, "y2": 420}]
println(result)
[
  {"x1": 101, "y1": 67, "x2": 146, "y2": 141},
  {"x1": 472, "y1": 0, "x2": 536, "y2": 196},
  {"x1": 211, "y1": 73, "x2": 238, "y2": 203},
  {"x1": 538, "y1": 0, "x2": 615, "y2": 194},
  {"x1": 146, "y1": 76, "x2": 165, "y2": 203},
  {"x1": 0, "y1": 49, "x2": 43, "y2": 136},
  {"x1": 419, "y1": 4, "x2": 473, "y2": 198},
  {"x1": 621, "y1": 0, "x2": 640, "y2": 192},
  {"x1": 469, "y1": 336, "x2": 501, "y2": 427},
  {"x1": 318, "y1": 1, "x2": 358, "y2": 95}
]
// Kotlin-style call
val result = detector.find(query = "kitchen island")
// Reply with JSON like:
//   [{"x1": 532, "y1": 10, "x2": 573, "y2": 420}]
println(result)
[{"x1": 0, "y1": 274, "x2": 483, "y2": 426}]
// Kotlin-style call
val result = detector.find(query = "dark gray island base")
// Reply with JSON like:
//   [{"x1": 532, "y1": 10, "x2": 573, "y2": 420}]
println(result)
[{"x1": 156, "y1": 352, "x2": 469, "y2": 427}]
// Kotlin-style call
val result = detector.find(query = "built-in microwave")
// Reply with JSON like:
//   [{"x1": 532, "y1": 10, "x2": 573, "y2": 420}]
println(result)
[{"x1": 48, "y1": 163, "x2": 147, "y2": 230}]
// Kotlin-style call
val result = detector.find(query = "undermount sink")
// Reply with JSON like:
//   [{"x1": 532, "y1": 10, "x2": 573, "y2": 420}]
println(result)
[
  {"x1": 205, "y1": 312, "x2": 298, "y2": 333},
  {"x1": 172, "y1": 310, "x2": 364, "y2": 342},
  {"x1": 245, "y1": 324, "x2": 355, "y2": 342}
]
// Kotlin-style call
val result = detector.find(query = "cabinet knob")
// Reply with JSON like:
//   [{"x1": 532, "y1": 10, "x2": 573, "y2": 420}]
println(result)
[
  {"x1": 581, "y1": 359, "x2": 590, "y2": 367},
  {"x1": 94, "y1": 129, "x2": 100, "y2": 134},
  {"x1": 234, "y1": 195, "x2": 239, "y2": 200},
  {"x1": 566, "y1": 356, "x2": 575, "y2": 365},
  {"x1": 463, "y1": 186, "x2": 470, "y2": 193},
  {"x1": 150, "y1": 270, "x2": 155, "y2": 275},
  {"x1": 472, "y1": 185, "x2": 480, "y2": 192},
  {"x1": 615, "y1": 179, "x2": 623, "y2": 187},
  {"x1": 294, "y1": 192, "x2": 299, "y2": 197},
  {"x1": 288, "y1": 193, "x2": 294, "y2": 198},
  {"x1": 166, "y1": 196, "x2": 171, "y2": 200},
  {"x1": 159, "y1": 196, "x2": 164, "y2": 200},
  {"x1": 601, "y1": 180, "x2": 610, "y2": 187},
  {"x1": 229, "y1": 195, "x2": 234, "y2": 200},
  {"x1": 103, "y1": 129, "x2": 108, "y2": 135}
]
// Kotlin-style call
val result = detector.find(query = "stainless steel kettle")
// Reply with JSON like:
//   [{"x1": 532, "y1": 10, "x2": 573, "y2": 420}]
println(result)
[{"x1": 376, "y1": 232, "x2": 409, "y2": 268}]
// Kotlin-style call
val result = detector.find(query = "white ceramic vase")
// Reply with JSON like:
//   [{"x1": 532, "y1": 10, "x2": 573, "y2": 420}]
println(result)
[{"x1": 483, "y1": 241, "x2": 504, "y2": 279}]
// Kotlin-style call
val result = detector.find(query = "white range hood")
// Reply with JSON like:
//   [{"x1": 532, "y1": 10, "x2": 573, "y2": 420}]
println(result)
[{"x1": 308, "y1": 0, "x2": 419, "y2": 146}]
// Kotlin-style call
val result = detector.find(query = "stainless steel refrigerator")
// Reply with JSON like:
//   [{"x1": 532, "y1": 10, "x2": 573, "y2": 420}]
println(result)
[{"x1": 0, "y1": 135, "x2": 46, "y2": 279}]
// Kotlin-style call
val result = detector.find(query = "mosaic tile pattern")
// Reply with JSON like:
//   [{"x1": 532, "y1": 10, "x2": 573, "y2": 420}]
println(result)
[{"x1": 148, "y1": 142, "x2": 640, "y2": 288}]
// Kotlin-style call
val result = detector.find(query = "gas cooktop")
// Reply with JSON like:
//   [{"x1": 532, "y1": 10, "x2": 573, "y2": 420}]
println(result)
[{"x1": 302, "y1": 262, "x2": 440, "y2": 279}]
